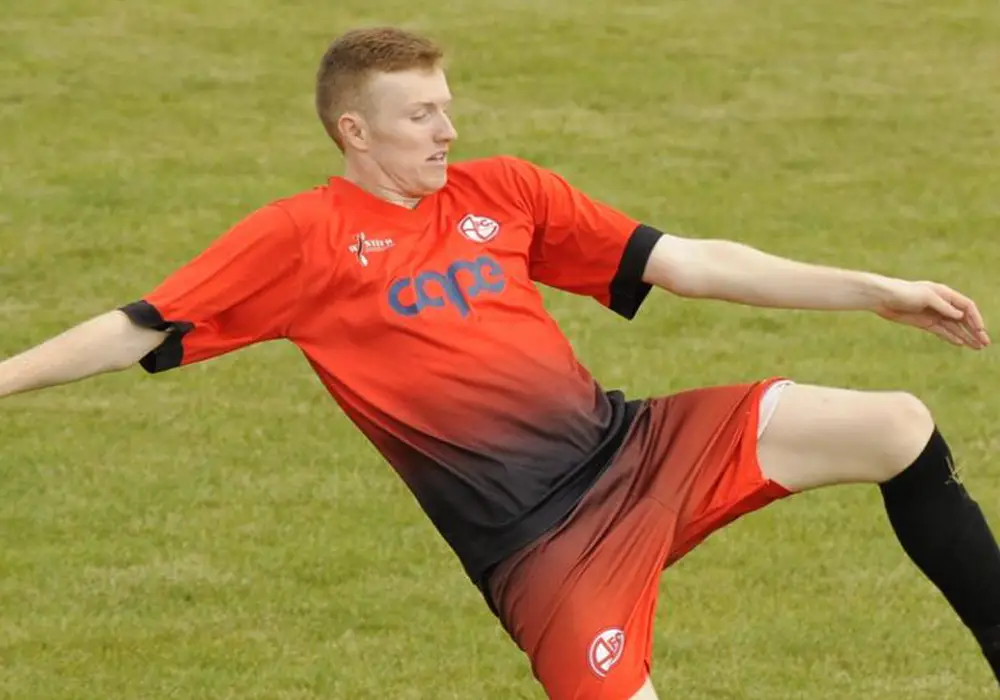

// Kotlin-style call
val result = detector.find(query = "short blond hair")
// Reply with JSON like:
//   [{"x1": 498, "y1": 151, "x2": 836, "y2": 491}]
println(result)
[{"x1": 315, "y1": 27, "x2": 445, "y2": 151}]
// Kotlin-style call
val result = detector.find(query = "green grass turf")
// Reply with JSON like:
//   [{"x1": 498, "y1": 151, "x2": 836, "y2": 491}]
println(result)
[{"x1": 2, "y1": 0, "x2": 999, "y2": 697}]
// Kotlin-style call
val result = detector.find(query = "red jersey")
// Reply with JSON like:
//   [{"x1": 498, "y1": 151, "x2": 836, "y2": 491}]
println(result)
[{"x1": 121, "y1": 155, "x2": 662, "y2": 590}]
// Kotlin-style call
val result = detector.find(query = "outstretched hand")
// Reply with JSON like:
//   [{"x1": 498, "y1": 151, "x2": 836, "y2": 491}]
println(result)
[{"x1": 874, "y1": 279, "x2": 990, "y2": 350}]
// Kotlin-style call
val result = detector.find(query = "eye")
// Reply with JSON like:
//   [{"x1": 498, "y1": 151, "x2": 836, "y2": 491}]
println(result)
[{"x1": 410, "y1": 112, "x2": 430, "y2": 123}]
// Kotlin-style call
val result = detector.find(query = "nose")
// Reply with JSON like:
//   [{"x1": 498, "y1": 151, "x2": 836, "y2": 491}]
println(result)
[{"x1": 437, "y1": 112, "x2": 458, "y2": 143}]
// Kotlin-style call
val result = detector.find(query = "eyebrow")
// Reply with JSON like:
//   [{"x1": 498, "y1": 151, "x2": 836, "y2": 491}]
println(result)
[{"x1": 411, "y1": 99, "x2": 452, "y2": 109}]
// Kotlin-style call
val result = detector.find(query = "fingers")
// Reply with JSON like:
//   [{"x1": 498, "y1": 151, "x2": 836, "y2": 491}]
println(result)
[
  {"x1": 931, "y1": 283, "x2": 991, "y2": 348},
  {"x1": 925, "y1": 290, "x2": 964, "y2": 320},
  {"x1": 931, "y1": 321, "x2": 970, "y2": 348},
  {"x1": 938, "y1": 319, "x2": 986, "y2": 349}
]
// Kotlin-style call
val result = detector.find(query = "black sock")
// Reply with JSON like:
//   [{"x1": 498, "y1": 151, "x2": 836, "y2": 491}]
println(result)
[
  {"x1": 975, "y1": 626, "x2": 1000, "y2": 678},
  {"x1": 879, "y1": 429, "x2": 1000, "y2": 681}
]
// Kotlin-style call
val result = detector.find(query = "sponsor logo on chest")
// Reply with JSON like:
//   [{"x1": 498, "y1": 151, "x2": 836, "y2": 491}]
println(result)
[{"x1": 348, "y1": 232, "x2": 395, "y2": 267}]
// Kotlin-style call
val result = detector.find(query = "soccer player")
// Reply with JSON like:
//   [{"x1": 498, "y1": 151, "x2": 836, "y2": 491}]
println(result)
[{"x1": 1, "y1": 26, "x2": 997, "y2": 700}]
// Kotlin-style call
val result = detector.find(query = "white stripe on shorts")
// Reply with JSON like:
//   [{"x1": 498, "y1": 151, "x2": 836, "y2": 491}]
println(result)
[{"x1": 757, "y1": 380, "x2": 794, "y2": 438}]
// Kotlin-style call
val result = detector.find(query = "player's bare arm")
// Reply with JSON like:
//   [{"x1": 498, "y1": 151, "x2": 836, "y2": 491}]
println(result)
[
  {"x1": 0, "y1": 310, "x2": 168, "y2": 399},
  {"x1": 642, "y1": 234, "x2": 990, "y2": 349},
  {"x1": 634, "y1": 228, "x2": 1000, "y2": 692}
]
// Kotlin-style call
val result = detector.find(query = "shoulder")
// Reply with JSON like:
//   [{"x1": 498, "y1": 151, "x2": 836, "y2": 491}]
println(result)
[
  {"x1": 448, "y1": 154, "x2": 543, "y2": 180},
  {"x1": 203, "y1": 186, "x2": 335, "y2": 259},
  {"x1": 446, "y1": 155, "x2": 554, "y2": 203},
  {"x1": 268, "y1": 184, "x2": 333, "y2": 229}
]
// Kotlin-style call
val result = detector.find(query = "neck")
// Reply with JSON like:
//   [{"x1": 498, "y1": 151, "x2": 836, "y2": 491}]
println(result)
[{"x1": 342, "y1": 159, "x2": 421, "y2": 210}]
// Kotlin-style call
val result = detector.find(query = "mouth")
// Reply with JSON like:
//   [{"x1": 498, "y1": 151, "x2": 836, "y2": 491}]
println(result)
[{"x1": 427, "y1": 151, "x2": 448, "y2": 164}]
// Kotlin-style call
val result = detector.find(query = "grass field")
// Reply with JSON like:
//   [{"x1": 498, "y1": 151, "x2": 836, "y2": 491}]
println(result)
[{"x1": 2, "y1": 0, "x2": 1000, "y2": 698}]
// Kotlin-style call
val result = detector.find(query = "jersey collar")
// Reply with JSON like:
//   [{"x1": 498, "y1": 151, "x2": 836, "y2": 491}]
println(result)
[{"x1": 329, "y1": 176, "x2": 438, "y2": 228}]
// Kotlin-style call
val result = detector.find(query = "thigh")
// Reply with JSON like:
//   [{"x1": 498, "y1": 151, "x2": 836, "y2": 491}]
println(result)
[
  {"x1": 490, "y1": 496, "x2": 675, "y2": 700},
  {"x1": 757, "y1": 383, "x2": 935, "y2": 492},
  {"x1": 642, "y1": 378, "x2": 793, "y2": 566},
  {"x1": 629, "y1": 678, "x2": 661, "y2": 700},
  {"x1": 531, "y1": 540, "x2": 661, "y2": 700}
]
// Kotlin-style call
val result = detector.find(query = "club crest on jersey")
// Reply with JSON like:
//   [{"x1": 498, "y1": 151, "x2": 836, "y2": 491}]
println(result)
[
  {"x1": 588, "y1": 628, "x2": 625, "y2": 678},
  {"x1": 349, "y1": 232, "x2": 394, "y2": 267},
  {"x1": 458, "y1": 214, "x2": 500, "y2": 243}
]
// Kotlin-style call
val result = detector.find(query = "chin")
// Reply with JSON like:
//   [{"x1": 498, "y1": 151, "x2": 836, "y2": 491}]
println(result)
[{"x1": 417, "y1": 172, "x2": 448, "y2": 195}]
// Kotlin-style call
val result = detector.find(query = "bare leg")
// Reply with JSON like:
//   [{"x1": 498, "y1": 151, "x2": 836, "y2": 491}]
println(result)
[
  {"x1": 629, "y1": 677, "x2": 660, "y2": 700},
  {"x1": 757, "y1": 383, "x2": 933, "y2": 491},
  {"x1": 756, "y1": 383, "x2": 1000, "y2": 684}
]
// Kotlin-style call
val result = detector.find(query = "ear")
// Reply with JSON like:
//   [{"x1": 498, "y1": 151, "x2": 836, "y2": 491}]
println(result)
[{"x1": 338, "y1": 111, "x2": 369, "y2": 152}]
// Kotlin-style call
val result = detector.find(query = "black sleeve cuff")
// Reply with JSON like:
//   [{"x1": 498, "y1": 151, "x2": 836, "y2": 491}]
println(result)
[
  {"x1": 608, "y1": 224, "x2": 662, "y2": 320},
  {"x1": 119, "y1": 300, "x2": 193, "y2": 374}
]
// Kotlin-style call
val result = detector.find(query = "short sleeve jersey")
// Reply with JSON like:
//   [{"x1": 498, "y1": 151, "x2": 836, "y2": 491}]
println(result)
[{"x1": 122, "y1": 155, "x2": 662, "y2": 590}]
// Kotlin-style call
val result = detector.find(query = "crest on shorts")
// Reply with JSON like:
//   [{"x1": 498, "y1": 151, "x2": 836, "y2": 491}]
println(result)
[{"x1": 588, "y1": 627, "x2": 626, "y2": 678}]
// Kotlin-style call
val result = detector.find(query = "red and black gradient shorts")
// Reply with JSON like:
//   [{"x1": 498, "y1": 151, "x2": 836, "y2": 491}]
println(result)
[{"x1": 488, "y1": 379, "x2": 793, "y2": 699}]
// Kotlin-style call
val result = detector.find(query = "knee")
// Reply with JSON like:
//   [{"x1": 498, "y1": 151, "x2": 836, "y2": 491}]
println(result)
[{"x1": 875, "y1": 391, "x2": 935, "y2": 479}]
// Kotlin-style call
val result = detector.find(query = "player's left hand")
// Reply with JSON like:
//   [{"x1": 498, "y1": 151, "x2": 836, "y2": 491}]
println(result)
[{"x1": 873, "y1": 279, "x2": 990, "y2": 350}]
